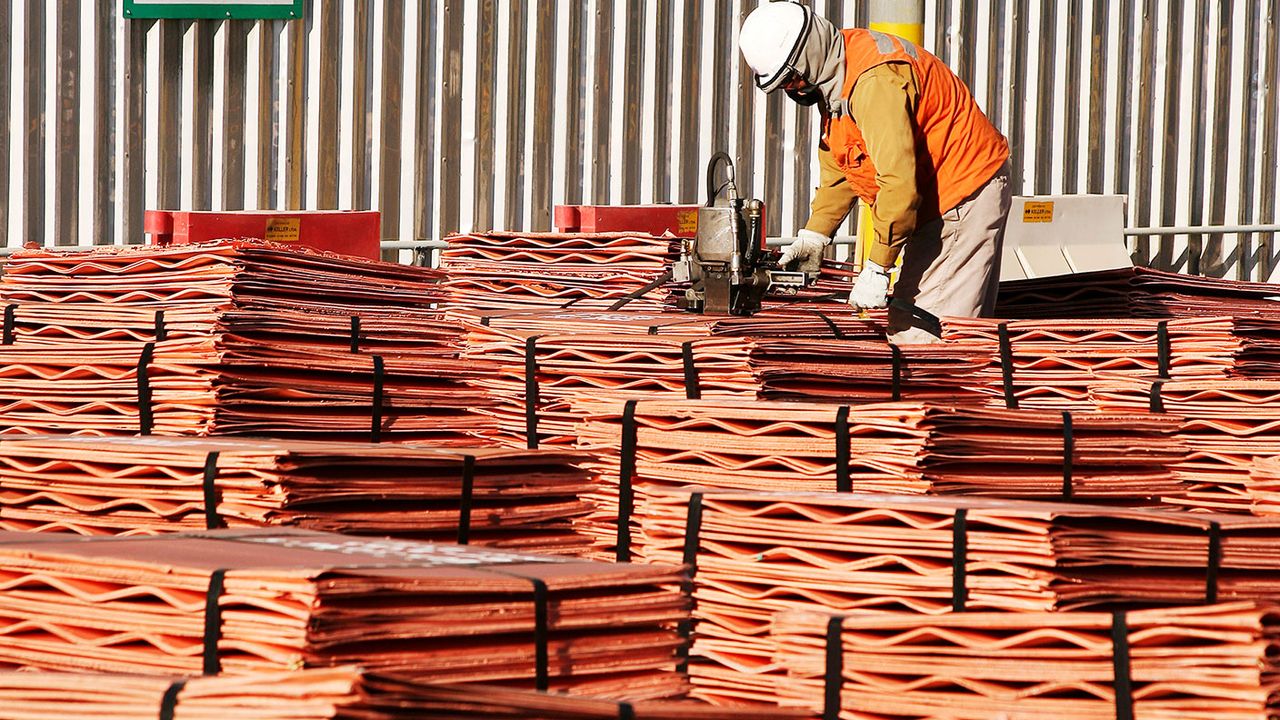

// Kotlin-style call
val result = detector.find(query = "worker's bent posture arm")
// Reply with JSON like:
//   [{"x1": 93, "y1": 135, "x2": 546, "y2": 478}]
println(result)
[
  {"x1": 796, "y1": 62, "x2": 922, "y2": 283},
  {"x1": 851, "y1": 62, "x2": 921, "y2": 270}
]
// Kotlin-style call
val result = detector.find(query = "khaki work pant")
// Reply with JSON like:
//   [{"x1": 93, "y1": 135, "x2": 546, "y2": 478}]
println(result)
[{"x1": 887, "y1": 162, "x2": 1012, "y2": 344}]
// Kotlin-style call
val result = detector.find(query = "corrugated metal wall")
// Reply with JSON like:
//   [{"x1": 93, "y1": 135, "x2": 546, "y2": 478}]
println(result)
[{"x1": 2, "y1": 1, "x2": 1278, "y2": 277}]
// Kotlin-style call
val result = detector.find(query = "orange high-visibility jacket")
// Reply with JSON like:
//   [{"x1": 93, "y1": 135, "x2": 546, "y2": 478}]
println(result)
[{"x1": 823, "y1": 29, "x2": 1009, "y2": 222}]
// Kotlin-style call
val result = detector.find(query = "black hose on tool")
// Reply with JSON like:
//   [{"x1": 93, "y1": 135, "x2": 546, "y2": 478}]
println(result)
[{"x1": 704, "y1": 152, "x2": 738, "y2": 206}]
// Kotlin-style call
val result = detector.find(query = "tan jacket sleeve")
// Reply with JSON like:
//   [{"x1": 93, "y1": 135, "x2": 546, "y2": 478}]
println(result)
[
  {"x1": 804, "y1": 147, "x2": 858, "y2": 239},
  {"x1": 851, "y1": 62, "x2": 921, "y2": 268}
]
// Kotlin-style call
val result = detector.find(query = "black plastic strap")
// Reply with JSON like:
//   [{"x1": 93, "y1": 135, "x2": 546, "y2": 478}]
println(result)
[
  {"x1": 1111, "y1": 612, "x2": 1134, "y2": 720},
  {"x1": 997, "y1": 323, "x2": 1018, "y2": 409},
  {"x1": 616, "y1": 400, "x2": 639, "y2": 562},
  {"x1": 647, "y1": 325, "x2": 660, "y2": 335},
  {"x1": 456, "y1": 455, "x2": 476, "y2": 545},
  {"x1": 525, "y1": 336, "x2": 542, "y2": 450},
  {"x1": 952, "y1": 509, "x2": 968, "y2": 611},
  {"x1": 1205, "y1": 521, "x2": 1222, "y2": 604},
  {"x1": 203, "y1": 569, "x2": 227, "y2": 675},
  {"x1": 153, "y1": 310, "x2": 168, "y2": 342},
  {"x1": 607, "y1": 268, "x2": 674, "y2": 311},
  {"x1": 681, "y1": 342, "x2": 702, "y2": 400},
  {"x1": 822, "y1": 616, "x2": 845, "y2": 720},
  {"x1": 349, "y1": 316, "x2": 361, "y2": 352},
  {"x1": 676, "y1": 492, "x2": 705, "y2": 674},
  {"x1": 1061, "y1": 412, "x2": 1075, "y2": 500},
  {"x1": 137, "y1": 342, "x2": 156, "y2": 435},
  {"x1": 617, "y1": 703, "x2": 636, "y2": 720},
  {"x1": 812, "y1": 310, "x2": 847, "y2": 340},
  {"x1": 559, "y1": 296, "x2": 588, "y2": 309},
  {"x1": 158, "y1": 680, "x2": 187, "y2": 720},
  {"x1": 480, "y1": 315, "x2": 492, "y2": 327},
  {"x1": 1156, "y1": 320, "x2": 1171, "y2": 379},
  {"x1": 2, "y1": 304, "x2": 14, "y2": 345},
  {"x1": 834, "y1": 406, "x2": 852, "y2": 493},
  {"x1": 481, "y1": 569, "x2": 552, "y2": 691},
  {"x1": 202, "y1": 452, "x2": 222, "y2": 530},
  {"x1": 370, "y1": 355, "x2": 385, "y2": 443},
  {"x1": 890, "y1": 344, "x2": 903, "y2": 401},
  {"x1": 1148, "y1": 380, "x2": 1167, "y2": 413},
  {"x1": 530, "y1": 577, "x2": 551, "y2": 691}
]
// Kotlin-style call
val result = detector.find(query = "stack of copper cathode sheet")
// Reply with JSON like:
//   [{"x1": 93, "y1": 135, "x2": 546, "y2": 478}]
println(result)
[
  {"x1": 573, "y1": 399, "x2": 1186, "y2": 559},
  {"x1": 996, "y1": 265, "x2": 1280, "y2": 319},
  {"x1": 0, "y1": 241, "x2": 496, "y2": 442},
  {"x1": 772, "y1": 602, "x2": 1280, "y2": 719},
  {"x1": 1090, "y1": 379, "x2": 1280, "y2": 513},
  {"x1": 451, "y1": 307, "x2": 888, "y2": 340},
  {"x1": 941, "y1": 317, "x2": 1257, "y2": 409},
  {"x1": 1249, "y1": 456, "x2": 1280, "y2": 516},
  {"x1": 465, "y1": 320, "x2": 989, "y2": 447},
  {"x1": 0, "y1": 667, "x2": 806, "y2": 719},
  {"x1": 0, "y1": 435, "x2": 596, "y2": 553},
  {"x1": 0, "y1": 528, "x2": 690, "y2": 698},
  {"x1": 630, "y1": 490, "x2": 1280, "y2": 705},
  {"x1": 439, "y1": 232, "x2": 678, "y2": 311}
]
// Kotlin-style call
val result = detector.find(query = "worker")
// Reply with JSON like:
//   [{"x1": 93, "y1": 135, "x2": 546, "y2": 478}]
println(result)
[{"x1": 739, "y1": 1, "x2": 1011, "y2": 343}]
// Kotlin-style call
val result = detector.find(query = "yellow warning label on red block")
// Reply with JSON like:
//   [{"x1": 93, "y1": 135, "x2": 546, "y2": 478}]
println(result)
[
  {"x1": 264, "y1": 217, "x2": 302, "y2": 243},
  {"x1": 1022, "y1": 201, "x2": 1055, "y2": 223},
  {"x1": 676, "y1": 209, "x2": 699, "y2": 236}
]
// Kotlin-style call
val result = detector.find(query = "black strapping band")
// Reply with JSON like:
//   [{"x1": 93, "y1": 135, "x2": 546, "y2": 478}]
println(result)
[
  {"x1": 456, "y1": 455, "x2": 476, "y2": 545},
  {"x1": 1061, "y1": 411, "x2": 1075, "y2": 500},
  {"x1": 1111, "y1": 612, "x2": 1135, "y2": 720},
  {"x1": 952, "y1": 509, "x2": 968, "y2": 612},
  {"x1": 997, "y1": 323, "x2": 1018, "y2": 409},
  {"x1": 676, "y1": 492, "x2": 705, "y2": 675},
  {"x1": 1149, "y1": 380, "x2": 1167, "y2": 413},
  {"x1": 617, "y1": 702, "x2": 636, "y2": 720},
  {"x1": 158, "y1": 680, "x2": 187, "y2": 720},
  {"x1": 480, "y1": 315, "x2": 492, "y2": 327},
  {"x1": 202, "y1": 452, "x2": 222, "y2": 530},
  {"x1": 483, "y1": 569, "x2": 552, "y2": 691},
  {"x1": 890, "y1": 344, "x2": 904, "y2": 401},
  {"x1": 812, "y1": 310, "x2": 847, "y2": 340},
  {"x1": 822, "y1": 616, "x2": 845, "y2": 720},
  {"x1": 349, "y1": 316, "x2": 361, "y2": 352},
  {"x1": 1156, "y1": 320, "x2": 1171, "y2": 379},
  {"x1": 137, "y1": 342, "x2": 156, "y2": 435},
  {"x1": 2, "y1": 304, "x2": 14, "y2": 345},
  {"x1": 203, "y1": 569, "x2": 227, "y2": 675},
  {"x1": 525, "y1": 336, "x2": 542, "y2": 450},
  {"x1": 608, "y1": 268, "x2": 674, "y2": 311},
  {"x1": 560, "y1": 296, "x2": 588, "y2": 309},
  {"x1": 1205, "y1": 521, "x2": 1222, "y2": 604},
  {"x1": 681, "y1": 342, "x2": 702, "y2": 400},
  {"x1": 370, "y1": 355, "x2": 385, "y2": 443},
  {"x1": 647, "y1": 325, "x2": 660, "y2": 336},
  {"x1": 531, "y1": 578, "x2": 551, "y2": 691},
  {"x1": 834, "y1": 406, "x2": 852, "y2": 493},
  {"x1": 153, "y1": 310, "x2": 168, "y2": 342},
  {"x1": 616, "y1": 400, "x2": 639, "y2": 563}
]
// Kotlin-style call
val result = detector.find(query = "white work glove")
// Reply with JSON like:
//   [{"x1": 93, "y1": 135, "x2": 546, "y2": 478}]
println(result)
[
  {"x1": 777, "y1": 229, "x2": 831, "y2": 274},
  {"x1": 848, "y1": 260, "x2": 891, "y2": 309}
]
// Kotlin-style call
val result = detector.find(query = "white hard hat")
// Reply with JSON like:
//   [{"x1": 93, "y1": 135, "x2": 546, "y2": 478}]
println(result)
[{"x1": 738, "y1": 1, "x2": 813, "y2": 93}]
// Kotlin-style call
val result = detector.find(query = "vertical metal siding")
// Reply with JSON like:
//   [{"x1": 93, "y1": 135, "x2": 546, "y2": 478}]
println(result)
[{"x1": 1, "y1": 1, "x2": 1279, "y2": 278}]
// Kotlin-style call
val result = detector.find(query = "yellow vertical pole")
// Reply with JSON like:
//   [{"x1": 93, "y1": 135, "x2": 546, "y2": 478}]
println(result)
[{"x1": 858, "y1": 0, "x2": 925, "y2": 270}]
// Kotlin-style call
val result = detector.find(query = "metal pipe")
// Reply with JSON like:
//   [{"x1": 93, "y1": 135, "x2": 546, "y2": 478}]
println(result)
[
  {"x1": 1123, "y1": 224, "x2": 1280, "y2": 236},
  {"x1": 869, "y1": 0, "x2": 925, "y2": 43}
]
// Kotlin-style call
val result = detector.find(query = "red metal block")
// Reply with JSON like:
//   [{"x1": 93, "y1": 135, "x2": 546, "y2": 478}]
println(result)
[
  {"x1": 145, "y1": 210, "x2": 381, "y2": 260},
  {"x1": 554, "y1": 204, "x2": 700, "y2": 238}
]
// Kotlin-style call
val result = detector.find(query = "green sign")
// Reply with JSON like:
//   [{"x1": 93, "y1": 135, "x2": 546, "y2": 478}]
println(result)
[{"x1": 123, "y1": 0, "x2": 304, "y2": 20}]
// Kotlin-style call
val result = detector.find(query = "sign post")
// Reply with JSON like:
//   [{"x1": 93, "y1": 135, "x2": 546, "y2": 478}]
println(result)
[{"x1": 123, "y1": 0, "x2": 304, "y2": 20}]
